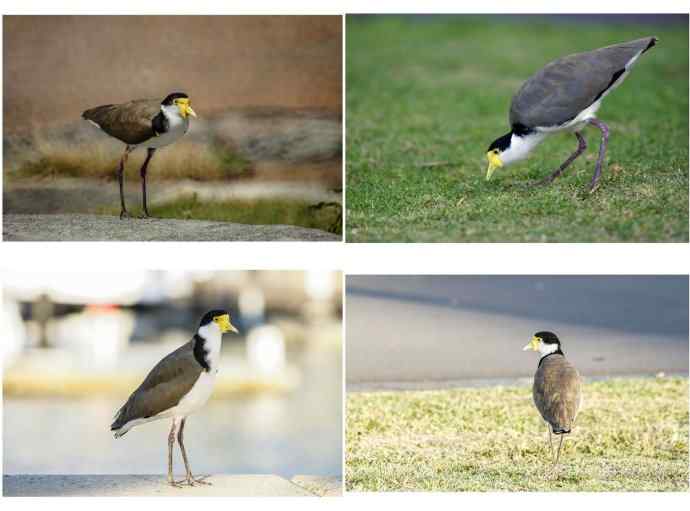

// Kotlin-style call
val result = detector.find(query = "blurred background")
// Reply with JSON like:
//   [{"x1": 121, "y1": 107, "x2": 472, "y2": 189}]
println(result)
[
  {"x1": 2, "y1": 270, "x2": 342, "y2": 477},
  {"x1": 4, "y1": 16, "x2": 342, "y2": 234},
  {"x1": 346, "y1": 275, "x2": 688, "y2": 390}
]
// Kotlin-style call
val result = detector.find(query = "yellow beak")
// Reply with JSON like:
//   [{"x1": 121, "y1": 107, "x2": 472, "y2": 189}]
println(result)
[
  {"x1": 486, "y1": 151, "x2": 503, "y2": 181},
  {"x1": 216, "y1": 314, "x2": 239, "y2": 334},
  {"x1": 523, "y1": 336, "x2": 541, "y2": 351},
  {"x1": 177, "y1": 99, "x2": 197, "y2": 119}
]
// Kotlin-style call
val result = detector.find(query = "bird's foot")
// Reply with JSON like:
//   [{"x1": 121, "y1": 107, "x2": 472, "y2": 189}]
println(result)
[
  {"x1": 139, "y1": 212, "x2": 152, "y2": 219},
  {"x1": 120, "y1": 210, "x2": 131, "y2": 219},
  {"x1": 177, "y1": 475, "x2": 212, "y2": 486},
  {"x1": 168, "y1": 479, "x2": 185, "y2": 488}
]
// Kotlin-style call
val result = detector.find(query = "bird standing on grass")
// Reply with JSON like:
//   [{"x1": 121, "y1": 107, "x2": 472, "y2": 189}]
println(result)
[
  {"x1": 523, "y1": 331, "x2": 582, "y2": 467},
  {"x1": 486, "y1": 37, "x2": 657, "y2": 192},
  {"x1": 111, "y1": 310, "x2": 238, "y2": 487},
  {"x1": 82, "y1": 92, "x2": 197, "y2": 219}
]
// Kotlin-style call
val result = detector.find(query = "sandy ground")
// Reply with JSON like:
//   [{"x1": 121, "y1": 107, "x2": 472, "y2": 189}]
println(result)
[
  {"x1": 346, "y1": 276, "x2": 688, "y2": 389},
  {"x1": 3, "y1": 214, "x2": 340, "y2": 242}
]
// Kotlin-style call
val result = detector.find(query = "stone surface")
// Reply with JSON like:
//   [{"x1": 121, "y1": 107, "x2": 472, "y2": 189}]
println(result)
[
  {"x1": 3, "y1": 474, "x2": 320, "y2": 497},
  {"x1": 3, "y1": 214, "x2": 339, "y2": 242},
  {"x1": 291, "y1": 475, "x2": 342, "y2": 496}
]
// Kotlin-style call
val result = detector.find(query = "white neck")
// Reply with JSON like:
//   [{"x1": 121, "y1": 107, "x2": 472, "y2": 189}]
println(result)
[
  {"x1": 197, "y1": 323, "x2": 222, "y2": 370},
  {"x1": 502, "y1": 131, "x2": 548, "y2": 165},
  {"x1": 538, "y1": 342, "x2": 560, "y2": 357},
  {"x1": 161, "y1": 104, "x2": 186, "y2": 125}
]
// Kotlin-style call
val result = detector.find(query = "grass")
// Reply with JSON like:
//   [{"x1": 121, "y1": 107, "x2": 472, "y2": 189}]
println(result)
[
  {"x1": 7, "y1": 134, "x2": 250, "y2": 181},
  {"x1": 346, "y1": 377, "x2": 689, "y2": 491},
  {"x1": 346, "y1": 16, "x2": 689, "y2": 242},
  {"x1": 104, "y1": 194, "x2": 342, "y2": 234}
]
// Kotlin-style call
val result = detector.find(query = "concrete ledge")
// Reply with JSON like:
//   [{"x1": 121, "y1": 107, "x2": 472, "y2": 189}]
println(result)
[
  {"x1": 2, "y1": 214, "x2": 339, "y2": 242},
  {"x1": 3, "y1": 474, "x2": 340, "y2": 497}
]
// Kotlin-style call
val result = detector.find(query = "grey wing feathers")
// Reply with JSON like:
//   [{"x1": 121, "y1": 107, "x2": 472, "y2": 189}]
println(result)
[
  {"x1": 510, "y1": 36, "x2": 656, "y2": 128},
  {"x1": 82, "y1": 99, "x2": 160, "y2": 145},
  {"x1": 111, "y1": 341, "x2": 202, "y2": 431},
  {"x1": 533, "y1": 355, "x2": 582, "y2": 432}
]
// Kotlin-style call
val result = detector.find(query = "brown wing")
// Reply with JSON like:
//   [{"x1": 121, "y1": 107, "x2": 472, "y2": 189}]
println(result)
[
  {"x1": 111, "y1": 340, "x2": 203, "y2": 429},
  {"x1": 82, "y1": 99, "x2": 161, "y2": 145},
  {"x1": 532, "y1": 355, "x2": 581, "y2": 432}
]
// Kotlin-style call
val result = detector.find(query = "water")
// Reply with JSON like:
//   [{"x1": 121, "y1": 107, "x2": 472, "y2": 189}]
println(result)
[{"x1": 3, "y1": 350, "x2": 342, "y2": 478}]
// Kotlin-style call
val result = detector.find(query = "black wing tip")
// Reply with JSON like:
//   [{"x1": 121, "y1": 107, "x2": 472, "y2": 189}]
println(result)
[{"x1": 644, "y1": 36, "x2": 658, "y2": 53}]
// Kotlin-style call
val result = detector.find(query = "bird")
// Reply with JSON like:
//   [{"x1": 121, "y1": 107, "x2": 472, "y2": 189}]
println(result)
[
  {"x1": 523, "y1": 331, "x2": 582, "y2": 467},
  {"x1": 111, "y1": 309, "x2": 238, "y2": 487},
  {"x1": 82, "y1": 92, "x2": 197, "y2": 219},
  {"x1": 486, "y1": 36, "x2": 657, "y2": 193}
]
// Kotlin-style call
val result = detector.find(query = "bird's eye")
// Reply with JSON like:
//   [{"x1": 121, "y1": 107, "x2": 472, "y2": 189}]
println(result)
[{"x1": 493, "y1": 149, "x2": 499, "y2": 155}]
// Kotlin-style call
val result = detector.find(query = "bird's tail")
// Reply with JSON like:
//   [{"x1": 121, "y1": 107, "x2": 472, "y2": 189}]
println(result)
[
  {"x1": 552, "y1": 427, "x2": 571, "y2": 435},
  {"x1": 111, "y1": 402, "x2": 130, "y2": 438}
]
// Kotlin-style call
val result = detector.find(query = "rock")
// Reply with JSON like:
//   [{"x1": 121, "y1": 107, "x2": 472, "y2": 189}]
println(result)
[{"x1": 3, "y1": 214, "x2": 339, "y2": 242}]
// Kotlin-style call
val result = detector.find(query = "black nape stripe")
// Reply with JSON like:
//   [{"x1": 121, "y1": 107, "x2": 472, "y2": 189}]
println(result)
[
  {"x1": 193, "y1": 334, "x2": 211, "y2": 372},
  {"x1": 538, "y1": 348, "x2": 564, "y2": 368},
  {"x1": 511, "y1": 123, "x2": 534, "y2": 137},
  {"x1": 152, "y1": 112, "x2": 168, "y2": 135}
]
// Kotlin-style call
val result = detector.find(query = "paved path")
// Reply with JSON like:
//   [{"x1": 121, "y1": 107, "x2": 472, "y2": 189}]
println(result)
[
  {"x1": 347, "y1": 276, "x2": 688, "y2": 390},
  {"x1": 3, "y1": 214, "x2": 339, "y2": 241},
  {"x1": 3, "y1": 474, "x2": 341, "y2": 497}
]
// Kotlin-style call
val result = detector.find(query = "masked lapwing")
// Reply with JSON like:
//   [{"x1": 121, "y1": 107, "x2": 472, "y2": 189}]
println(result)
[
  {"x1": 82, "y1": 92, "x2": 197, "y2": 218},
  {"x1": 523, "y1": 331, "x2": 582, "y2": 467},
  {"x1": 486, "y1": 36, "x2": 657, "y2": 192},
  {"x1": 111, "y1": 310, "x2": 238, "y2": 487}
]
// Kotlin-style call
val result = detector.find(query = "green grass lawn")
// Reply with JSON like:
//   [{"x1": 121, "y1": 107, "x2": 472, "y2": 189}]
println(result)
[
  {"x1": 346, "y1": 377, "x2": 689, "y2": 491},
  {"x1": 346, "y1": 16, "x2": 689, "y2": 242}
]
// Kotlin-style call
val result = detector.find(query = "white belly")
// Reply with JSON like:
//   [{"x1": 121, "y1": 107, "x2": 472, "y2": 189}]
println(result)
[
  {"x1": 145, "y1": 116, "x2": 189, "y2": 149},
  {"x1": 166, "y1": 371, "x2": 217, "y2": 419}
]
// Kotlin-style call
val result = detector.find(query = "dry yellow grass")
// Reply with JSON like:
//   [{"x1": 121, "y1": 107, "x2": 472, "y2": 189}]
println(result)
[{"x1": 9, "y1": 132, "x2": 248, "y2": 181}]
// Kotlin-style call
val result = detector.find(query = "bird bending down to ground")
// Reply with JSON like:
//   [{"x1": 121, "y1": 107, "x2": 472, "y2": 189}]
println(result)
[
  {"x1": 523, "y1": 331, "x2": 582, "y2": 467},
  {"x1": 82, "y1": 92, "x2": 197, "y2": 218},
  {"x1": 486, "y1": 37, "x2": 657, "y2": 192},
  {"x1": 111, "y1": 310, "x2": 238, "y2": 487}
]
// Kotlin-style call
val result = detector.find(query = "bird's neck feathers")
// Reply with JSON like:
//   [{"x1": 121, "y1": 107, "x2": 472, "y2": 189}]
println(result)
[
  {"x1": 537, "y1": 342, "x2": 564, "y2": 367},
  {"x1": 160, "y1": 104, "x2": 187, "y2": 127},
  {"x1": 194, "y1": 323, "x2": 222, "y2": 372},
  {"x1": 502, "y1": 131, "x2": 547, "y2": 165}
]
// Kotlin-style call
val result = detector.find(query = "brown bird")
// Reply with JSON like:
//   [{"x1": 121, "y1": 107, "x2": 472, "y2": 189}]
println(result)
[
  {"x1": 523, "y1": 331, "x2": 582, "y2": 466},
  {"x1": 111, "y1": 310, "x2": 238, "y2": 487},
  {"x1": 82, "y1": 92, "x2": 197, "y2": 219}
]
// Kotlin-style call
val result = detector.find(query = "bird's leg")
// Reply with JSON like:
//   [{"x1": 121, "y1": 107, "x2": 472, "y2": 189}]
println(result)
[
  {"x1": 547, "y1": 424, "x2": 554, "y2": 460},
  {"x1": 177, "y1": 418, "x2": 212, "y2": 486},
  {"x1": 118, "y1": 146, "x2": 134, "y2": 219},
  {"x1": 167, "y1": 419, "x2": 182, "y2": 487},
  {"x1": 139, "y1": 148, "x2": 156, "y2": 218},
  {"x1": 587, "y1": 118, "x2": 609, "y2": 193},
  {"x1": 553, "y1": 433, "x2": 565, "y2": 468},
  {"x1": 536, "y1": 132, "x2": 587, "y2": 186}
]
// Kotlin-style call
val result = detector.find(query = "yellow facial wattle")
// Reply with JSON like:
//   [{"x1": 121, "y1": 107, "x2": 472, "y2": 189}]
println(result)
[
  {"x1": 486, "y1": 151, "x2": 503, "y2": 181},
  {"x1": 175, "y1": 98, "x2": 197, "y2": 119},
  {"x1": 214, "y1": 314, "x2": 238, "y2": 334},
  {"x1": 523, "y1": 335, "x2": 542, "y2": 351}
]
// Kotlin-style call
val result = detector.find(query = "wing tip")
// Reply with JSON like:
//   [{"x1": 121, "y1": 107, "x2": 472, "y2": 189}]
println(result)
[{"x1": 644, "y1": 36, "x2": 658, "y2": 53}]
